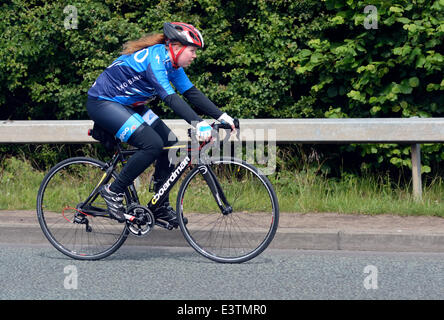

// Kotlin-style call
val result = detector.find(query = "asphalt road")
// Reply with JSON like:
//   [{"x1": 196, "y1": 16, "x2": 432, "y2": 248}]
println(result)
[{"x1": 1, "y1": 243, "x2": 444, "y2": 300}]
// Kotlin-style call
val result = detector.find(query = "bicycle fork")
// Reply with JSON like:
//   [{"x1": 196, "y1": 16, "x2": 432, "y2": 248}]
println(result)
[{"x1": 198, "y1": 165, "x2": 233, "y2": 215}]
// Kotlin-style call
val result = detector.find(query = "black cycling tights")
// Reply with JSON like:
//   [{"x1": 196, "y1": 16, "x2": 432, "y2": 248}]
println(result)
[
  {"x1": 116, "y1": 121, "x2": 176, "y2": 200},
  {"x1": 87, "y1": 97, "x2": 177, "y2": 205}
]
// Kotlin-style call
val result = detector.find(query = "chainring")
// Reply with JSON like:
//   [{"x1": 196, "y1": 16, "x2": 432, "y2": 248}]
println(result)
[{"x1": 126, "y1": 204, "x2": 155, "y2": 237}]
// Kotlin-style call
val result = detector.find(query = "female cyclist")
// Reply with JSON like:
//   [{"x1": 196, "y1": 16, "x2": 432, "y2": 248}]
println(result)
[{"x1": 86, "y1": 22, "x2": 235, "y2": 226}]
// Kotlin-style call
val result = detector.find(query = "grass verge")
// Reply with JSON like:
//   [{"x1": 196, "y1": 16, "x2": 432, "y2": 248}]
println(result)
[{"x1": 1, "y1": 156, "x2": 444, "y2": 216}]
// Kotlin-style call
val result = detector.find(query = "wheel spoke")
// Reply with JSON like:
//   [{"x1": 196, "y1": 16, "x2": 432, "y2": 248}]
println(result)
[
  {"x1": 178, "y1": 158, "x2": 279, "y2": 263},
  {"x1": 37, "y1": 158, "x2": 129, "y2": 260}
]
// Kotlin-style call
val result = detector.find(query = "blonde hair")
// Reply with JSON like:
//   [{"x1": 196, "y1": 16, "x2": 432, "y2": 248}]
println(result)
[{"x1": 120, "y1": 33, "x2": 166, "y2": 55}]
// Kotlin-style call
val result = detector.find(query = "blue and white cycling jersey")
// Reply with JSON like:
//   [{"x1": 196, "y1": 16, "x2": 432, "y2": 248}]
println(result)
[{"x1": 88, "y1": 44, "x2": 194, "y2": 106}]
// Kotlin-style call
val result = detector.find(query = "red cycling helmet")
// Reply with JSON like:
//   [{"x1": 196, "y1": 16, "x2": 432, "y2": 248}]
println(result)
[
  {"x1": 163, "y1": 22, "x2": 204, "y2": 68},
  {"x1": 163, "y1": 22, "x2": 204, "y2": 48}
]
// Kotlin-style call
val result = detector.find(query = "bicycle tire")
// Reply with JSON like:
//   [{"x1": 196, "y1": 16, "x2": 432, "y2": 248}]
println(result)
[
  {"x1": 176, "y1": 157, "x2": 279, "y2": 263},
  {"x1": 36, "y1": 157, "x2": 129, "y2": 260}
]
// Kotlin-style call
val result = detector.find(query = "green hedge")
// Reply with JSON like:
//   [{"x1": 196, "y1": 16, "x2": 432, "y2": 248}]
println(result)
[{"x1": 1, "y1": 0, "x2": 443, "y2": 174}]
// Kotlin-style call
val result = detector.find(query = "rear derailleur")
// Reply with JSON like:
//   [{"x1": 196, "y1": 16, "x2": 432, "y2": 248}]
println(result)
[{"x1": 73, "y1": 212, "x2": 92, "y2": 233}]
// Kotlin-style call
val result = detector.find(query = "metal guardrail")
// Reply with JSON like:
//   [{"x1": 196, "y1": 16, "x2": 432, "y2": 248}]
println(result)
[{"x1": 2, "y1": 118, "x2": 444, "y2": 200}]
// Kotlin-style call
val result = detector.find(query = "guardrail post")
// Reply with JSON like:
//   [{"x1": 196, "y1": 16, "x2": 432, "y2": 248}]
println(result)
[{"x1": 411, "y1": 143, "x2": 422, "y2": 201}]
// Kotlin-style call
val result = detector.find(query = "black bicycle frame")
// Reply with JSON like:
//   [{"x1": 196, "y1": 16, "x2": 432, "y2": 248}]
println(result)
[
  {"x1": 78, "y1": 146, "x2": 140, "y2": 216},
  {"x1": 146, "y1": 143, "x2": 232, "y2": 214},
  {"x1": 79, "y1": 127, "x2": 234, "y2": 218}
]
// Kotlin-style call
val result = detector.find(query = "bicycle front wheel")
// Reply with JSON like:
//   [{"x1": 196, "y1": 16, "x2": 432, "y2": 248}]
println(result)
[
  {"x1": 36, "y1": 157, "x2": 129, "y2": 260},
  {"x1": 177, "y1": 157, "x2": 279, "y2": 263}
]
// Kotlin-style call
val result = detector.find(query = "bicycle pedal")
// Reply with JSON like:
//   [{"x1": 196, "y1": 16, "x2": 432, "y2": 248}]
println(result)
[{"x1": 155, "y1": 220, "x2": 175, "y2": 230}]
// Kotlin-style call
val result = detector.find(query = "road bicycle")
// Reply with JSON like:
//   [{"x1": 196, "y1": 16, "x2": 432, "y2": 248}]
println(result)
[{"x1": 36, "y1": 121, "x2": 279, "y2": 263}]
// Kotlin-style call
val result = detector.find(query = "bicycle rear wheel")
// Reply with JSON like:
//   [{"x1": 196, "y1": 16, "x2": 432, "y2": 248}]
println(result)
[
  {"x1": 177, "y1": 157, "x2": 279, "y2": 263},
  {"x1": 36, "y1": 157, "x2": 129, "y2": 260}
]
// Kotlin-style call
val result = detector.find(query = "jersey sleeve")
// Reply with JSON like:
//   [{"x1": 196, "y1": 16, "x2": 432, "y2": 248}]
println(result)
[
  {"x1": 169, "y1": 68, "x2": 194, "y2": 95},
  {"x1": 183, "y1": 86, "x2": 223, "y2": 119},
  {"x1": 164, "y1": 94, "x2": 202, "y2": 124},
  {"x1": 145, "y1": 55, "x2": 176, "y2": 100}
]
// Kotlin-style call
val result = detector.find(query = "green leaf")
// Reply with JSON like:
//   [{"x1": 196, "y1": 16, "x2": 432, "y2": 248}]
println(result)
[
  {"x1": 389, "y1": 6, "x2": 404, "y2": 13},
  {"x1": 331, "y1": 16, "x2": 344, "y2": 25},
  {"x1": 426, "y1": 83, "x2": 439, "y2": 91},
  {"x1": 399, "y1": 80, "x2": 413, "y2": 94},
  {"x1": 422, "y1": 165, "x2": 431, "y2": 173},
  {"x1": 370, "y1": 106, "x2": 381, "y2": 115},
  {"x1": 347, "y1": 90, "x2": 366, "y2": 102},
  {"x1": 390, "y1": 157, "x2": 402, "y2": 165},
  {"x1": 408, "y1": 77, "x2": 420, "y2": 88},
  {"x1": 396, "y1": 17, "x2": 411, "y2": 24},
  {"x1": 310, "y1": 52, "x2": 324, "y2": 64},
  {"x1": 299, "y1": 49, "x2": 312, "y2": 58},
  {"x1": 392, "y1": 105, "x2": 401, "y2": 112}
]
